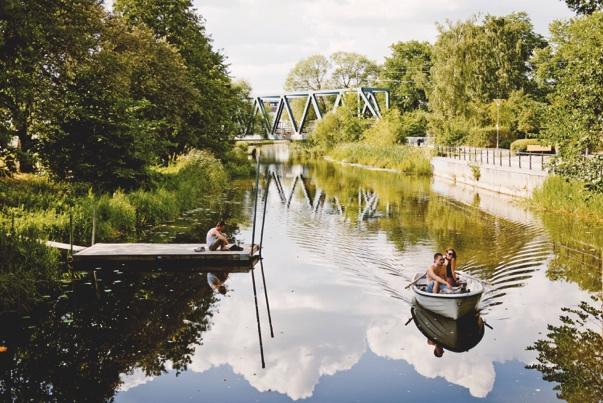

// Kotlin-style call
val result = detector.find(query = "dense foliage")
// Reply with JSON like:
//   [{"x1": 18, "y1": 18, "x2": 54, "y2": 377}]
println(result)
[
  {"x1": 380, "y1": 41, "x2": 432, "y2": 112},
  {"x1": 534, "y1": 11, "x2": 603, "y2": 157},
  {"x1": 429, "y1": 13, "x2": 547, "y2": 145},
  {"x1": 0, "y1": 0, "x2": 248, "y2": 190}
]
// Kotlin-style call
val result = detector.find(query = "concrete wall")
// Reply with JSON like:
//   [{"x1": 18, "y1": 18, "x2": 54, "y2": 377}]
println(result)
[{"x1": 431, "y1": 157, "x2": 547, "y2": 198}]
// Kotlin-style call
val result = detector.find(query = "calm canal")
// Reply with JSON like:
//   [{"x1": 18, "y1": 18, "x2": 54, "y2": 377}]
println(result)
[{"x1": 2, "y1": 145, "x2": 601, "y2": 402}]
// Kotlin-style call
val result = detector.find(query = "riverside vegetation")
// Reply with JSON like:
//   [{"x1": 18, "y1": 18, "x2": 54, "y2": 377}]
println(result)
[{"x1": 283, "y1": 3, "x2": 603, "y2": 223}]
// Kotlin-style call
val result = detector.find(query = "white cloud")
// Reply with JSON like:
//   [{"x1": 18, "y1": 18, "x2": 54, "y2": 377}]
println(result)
[{"x1": 194, "y1": 0, "x2": 574, "y2": 93}]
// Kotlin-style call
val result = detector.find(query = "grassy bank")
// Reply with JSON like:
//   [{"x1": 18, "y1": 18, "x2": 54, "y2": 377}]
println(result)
[
  {"x1": 530, "y1": 175, "x2": 603, "y2": 225},
  {"x1": 0, "y1": 150, "x2": 229, "y2": 243},
  {"x1": 327, "y1": 143, "x2": 433, "y2": 175},
  {"x1": 0, "y1": 149, "x2": 244, "y2": 311}
]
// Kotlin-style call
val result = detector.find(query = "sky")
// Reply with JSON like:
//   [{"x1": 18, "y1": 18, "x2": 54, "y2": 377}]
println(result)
[{"x1": 107, "y1": 1, "x2": 575, "y2": 95}]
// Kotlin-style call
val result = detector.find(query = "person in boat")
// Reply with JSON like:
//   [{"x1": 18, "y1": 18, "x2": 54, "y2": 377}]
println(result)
[
  {"x1": 444, "y1": 248, "x2": 458, "y2": 287},
  {"x1": 208, "y1": 272, "x2": 229, "y2": 295},
  {"x1": 426, "y1": 253, "x2": 450, "y2": 294},
  {"x1": 206, "y1": 220, "x2": 243, "y2": 251}
]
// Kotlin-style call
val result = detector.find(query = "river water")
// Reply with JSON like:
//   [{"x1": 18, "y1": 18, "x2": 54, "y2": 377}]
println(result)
[{"x1": 1, "y1": 145, "x2": 601, "y2": 402}]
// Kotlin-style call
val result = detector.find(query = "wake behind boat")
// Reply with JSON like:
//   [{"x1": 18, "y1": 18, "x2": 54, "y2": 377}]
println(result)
[{"x1": 411, "y1": 271, "x2": 484, "y2": 319}]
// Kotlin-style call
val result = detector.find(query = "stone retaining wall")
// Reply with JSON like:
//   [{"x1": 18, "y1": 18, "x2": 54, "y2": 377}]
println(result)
[{"x1": 431, "y1": 157, "x2": 547, "y2": 198}]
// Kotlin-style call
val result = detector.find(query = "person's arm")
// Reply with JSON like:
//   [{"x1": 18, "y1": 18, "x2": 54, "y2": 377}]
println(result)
[
  {"x1": 217, "y1": 230, "x2": 229, "y2": 243},
  {"x1": 428, "y1": 266, "x2": 448, "y2": 285},
  {"x1": 451, "y1": 258, "x2": 458, "y2": 281}
]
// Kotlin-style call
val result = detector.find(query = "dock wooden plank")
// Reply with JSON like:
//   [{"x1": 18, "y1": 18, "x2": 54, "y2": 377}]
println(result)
[
  {"x1": 71, "y1": 243, "x2": 260, "y2": 272},
  {"x1": 45, "y1": 240, "x2": 87, "y2": 252}
]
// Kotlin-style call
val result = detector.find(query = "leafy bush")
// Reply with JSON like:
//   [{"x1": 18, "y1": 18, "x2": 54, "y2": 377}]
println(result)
[
  {"x1": 399, "y1": 110, "x2": 429, "y2": 138},
  {"x1": 510, "y1": 139, "x2": 544, "y2": 154},
  {"x1": 548, "y1": 155, "x2": 603, "y2": 193},
  {"x1": 466, "y1": 126, "x2": 513, "y2": 148},
  {"x1": 363, "y1": 109, "x2": 403, "y2": 145},
  {"x1": 430, "y1": 117, "x2": 471, "y2": 145},
  {"x1": 309, "y1": 99, "x2": 370, "y2": 150},
  {"x1": 0, "y1": 227, "x2": 60, "y2": 311}
]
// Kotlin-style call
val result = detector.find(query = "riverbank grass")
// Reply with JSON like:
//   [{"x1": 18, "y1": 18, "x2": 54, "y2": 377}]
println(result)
[
  {"x1": 530, "y1": 175, "x2": 603, "y2": 224},
  {"x1": 328, "y1": 143, "x2": 433, "y2": 175}
]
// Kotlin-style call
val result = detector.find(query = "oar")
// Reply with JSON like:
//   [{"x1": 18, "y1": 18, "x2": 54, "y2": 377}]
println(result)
[
  {"x1": 458, "y1": 271, "x2": 491, "y2": 287},
  {"x1": 404, "y1": 273, "x2": 426, "y2": 289}
]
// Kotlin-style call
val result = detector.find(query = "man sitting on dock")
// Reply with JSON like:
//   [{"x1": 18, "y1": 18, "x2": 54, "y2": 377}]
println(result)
[
  {"x1": 426, "y1": 253, "x2": 450, "y2": 294},
  {"x1": 206, "y1": 220, "x2": 243, "y2": 251}
]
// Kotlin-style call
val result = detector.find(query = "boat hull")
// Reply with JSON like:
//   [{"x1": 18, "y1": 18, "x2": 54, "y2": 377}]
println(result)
[
  {"x1": 413, "y1": 291, "x2": 482, "y2": 320},
  {"x1": 411, "y1": 271, "x2": 484, "y2": 319}
]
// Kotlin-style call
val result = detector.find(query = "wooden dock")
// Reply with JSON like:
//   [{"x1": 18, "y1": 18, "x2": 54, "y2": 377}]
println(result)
[{"x1": 70, "y1": 243, "x2": 260, "y2": 272}]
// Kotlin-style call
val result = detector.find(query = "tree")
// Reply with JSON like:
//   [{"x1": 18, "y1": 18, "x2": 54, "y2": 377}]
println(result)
[
  {"x1": 38, "y1": 20, "x2": 157, "y2": 191},
  {"x1": 284, "y1": 54, "x2": 331, "y2": 91},
  {"x1": 564, "y1": 0, "x2": 603, "y2": 14},
  {"x1": 330, "y1": 52, "x2": 379, "y2": 88},
  {"x1": 0, "y1": 0, "x2": 105, "y2": 172},
  {"x1": 534, "y1": 12, "x2": 603, "y2": 156},
  {"x1": 429, "y1": 13, "x2": 547, "y2": 144},
  {"x1": 114, "y1": 0, "x2": 242, "y2": 157},
  {"x1": 380, "y1": 41, "x2": 432, "y2": 112}
]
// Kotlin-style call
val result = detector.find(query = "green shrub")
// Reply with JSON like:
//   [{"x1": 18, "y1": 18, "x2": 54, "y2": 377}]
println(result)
[
  {"x1": 466, "y1": 126, "x2": 513, "y2": 148},
  {"x1": 510, "y1": 139, "x2": 544, "y2": 154},
  {"x1": 309, "y1": 100, "x2": 370, "y2": 150},
  {"x1": 0, "y1": 227, "x2": 60, "y2": 311},
  {"x1": 430, "y1": 117, "x2": 471, "y2": 145},
  {"x1": 548, "y1": 155, "x2": 603, "y2": 193},
  {"x1": 363, "y1": 109, "x2": 407, "y2": 146},
  {"x1": 399, "y1": 110, "x2": 429, "y2": 139}
]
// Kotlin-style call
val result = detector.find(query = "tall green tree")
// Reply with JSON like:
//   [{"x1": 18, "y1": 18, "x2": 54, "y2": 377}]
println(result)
[
  {"x1": 380, "y1": 41, "x2": 432, "y2": 112},
  {"x1": 0, "y1": 0, "x2": 104, "y2": 172},
  {"x1": 330, "y1": 52, "x2": 379, "y2": 88},
  {"x1": 534, "y1": 11, "x2": 603, "y2": 155},
  {"x1": 114, "y1": 0, "x2": 242, "y2": 157},
  {"x1": 284, "y1": 54, "x2": 331, "y2": 91},
  {"x1": 38, "y1": 19, "x2": 159, "y2": 191},
  {"x1": 429, "y1": 13, "x2": 547, "y2": 144}
]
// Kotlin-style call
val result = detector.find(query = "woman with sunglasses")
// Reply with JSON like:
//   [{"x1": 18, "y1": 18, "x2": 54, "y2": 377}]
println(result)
[{"x1": 444, "y1": 248, "x2": 458, "y2": 287}]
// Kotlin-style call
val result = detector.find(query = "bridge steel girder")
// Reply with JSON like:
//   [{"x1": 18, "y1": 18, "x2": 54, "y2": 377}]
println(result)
[{"x1": 245, "y1": 87, "x2": 390, "y2": 138}]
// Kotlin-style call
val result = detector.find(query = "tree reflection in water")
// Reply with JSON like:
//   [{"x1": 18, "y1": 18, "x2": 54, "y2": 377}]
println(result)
[
  {"x1": 0, "y1": 270, "x2": 217, "y2": 402},
  {"x1": 527, "y1": 296, "x2": 603, "y2": 403}
]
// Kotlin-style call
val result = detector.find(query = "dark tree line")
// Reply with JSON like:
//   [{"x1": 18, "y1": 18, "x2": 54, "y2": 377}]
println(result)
[{"x1": 0, "y1": 0, "x2": 250, "y2": 190}]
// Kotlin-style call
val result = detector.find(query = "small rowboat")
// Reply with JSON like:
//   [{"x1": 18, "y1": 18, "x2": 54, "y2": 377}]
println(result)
[{"x1": 411, "y1": 271, "x2": 484, "y2": 319}]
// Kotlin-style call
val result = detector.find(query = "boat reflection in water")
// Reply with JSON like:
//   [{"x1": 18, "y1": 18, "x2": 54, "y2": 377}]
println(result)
[{"x1": 411, "y1": 304, "x2": 485, "y2": 357}]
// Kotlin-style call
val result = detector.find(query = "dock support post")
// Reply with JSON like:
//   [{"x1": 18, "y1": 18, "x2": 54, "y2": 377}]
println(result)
[{"x1": 251, "y1": 269, "x2": 266, "y2": 368}]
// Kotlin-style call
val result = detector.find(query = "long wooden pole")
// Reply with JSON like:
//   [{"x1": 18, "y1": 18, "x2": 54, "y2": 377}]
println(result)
[
  {"x1": 251, "y1": 269, "x2": 266, "y2": 368},
  {"x1": 250, "y1": 152, "x2": 261, "y2": 251},
  {"x1": 259, "y1": 173, "x2": 271, "y2": 254},
  {"x1": 259, "y1": 259, "x2": 274, "y2": 338}
]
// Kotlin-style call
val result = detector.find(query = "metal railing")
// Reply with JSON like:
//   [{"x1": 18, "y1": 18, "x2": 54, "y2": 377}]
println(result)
[{"x1": 435, "y1": 146, "x2": 554, "y2": 172}]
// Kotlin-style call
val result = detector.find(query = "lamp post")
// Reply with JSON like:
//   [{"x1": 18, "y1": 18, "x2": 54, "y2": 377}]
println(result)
[{"x1": 494, "y1": 99, "x2": 502, "y2": 150}]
